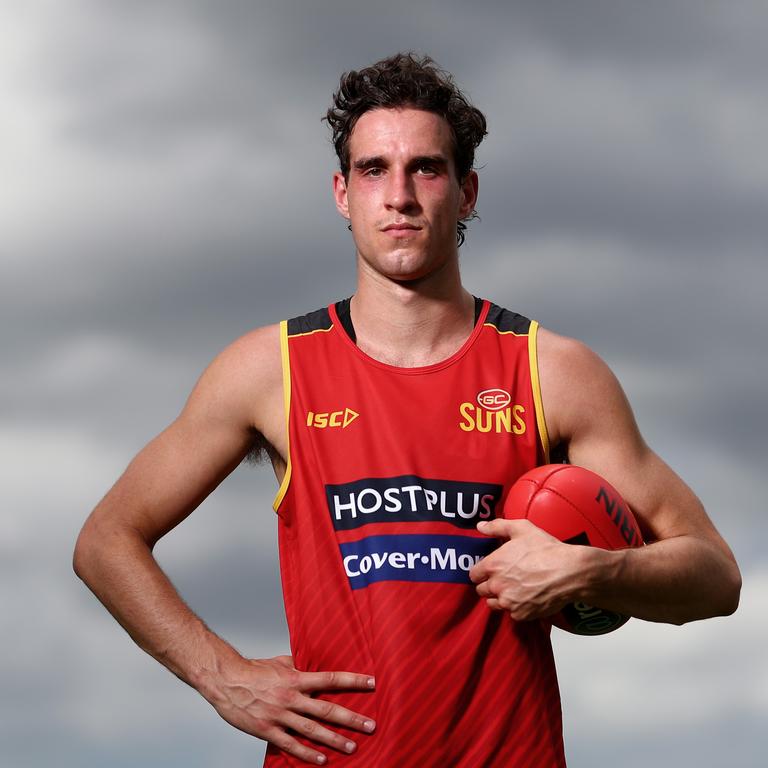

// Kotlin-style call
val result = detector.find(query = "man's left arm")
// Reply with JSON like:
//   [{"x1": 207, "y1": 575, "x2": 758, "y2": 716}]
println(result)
[{"x1": 470, "y1": 330, "x2": 741, "y2": 625}]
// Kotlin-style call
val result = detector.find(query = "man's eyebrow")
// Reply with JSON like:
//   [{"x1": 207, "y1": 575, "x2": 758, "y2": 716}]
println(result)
[
  {"x1": 353, "y1": 154, "x2": 450, "y2": 171},
  {"x1": 353, "y1": 156, "x2": 386, "y2": 171}
]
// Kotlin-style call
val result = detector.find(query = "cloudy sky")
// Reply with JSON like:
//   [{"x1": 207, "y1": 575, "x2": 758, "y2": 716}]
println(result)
[{"x1": 2, "y1": 1, "x2": 766, "y2": 766}]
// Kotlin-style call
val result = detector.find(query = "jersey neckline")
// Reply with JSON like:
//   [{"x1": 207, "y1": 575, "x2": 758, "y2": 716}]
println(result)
[{"x1": 327, "y1": 298, "x2": 491, "y2": 375}]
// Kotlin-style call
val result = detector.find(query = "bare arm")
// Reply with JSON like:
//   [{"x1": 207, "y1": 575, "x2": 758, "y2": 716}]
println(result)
[
  {"x1": 73, "y1": 325, "x2": 374, "y2": 764},
  {"x1": 471, "y1": 330, "x2": 741, "y2": 625}
]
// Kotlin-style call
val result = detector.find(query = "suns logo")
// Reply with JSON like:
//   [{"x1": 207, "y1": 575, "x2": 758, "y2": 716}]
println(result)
[{"x1": 458, "y1": 388, "x2": 526, "y2": 434}]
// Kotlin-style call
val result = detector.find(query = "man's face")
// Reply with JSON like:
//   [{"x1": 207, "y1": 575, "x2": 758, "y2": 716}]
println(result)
[{"x1": 333, "y1": 108, "x2": 478, "y2": 284}]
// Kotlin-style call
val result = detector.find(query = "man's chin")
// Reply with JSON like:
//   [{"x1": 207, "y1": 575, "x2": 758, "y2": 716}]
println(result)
[
  {"x1": 383, "y1": 258, "x2": 452, "y2": 286},
  {"x1": 358, "y1": 243, "x2": 454, "y2": 284}
]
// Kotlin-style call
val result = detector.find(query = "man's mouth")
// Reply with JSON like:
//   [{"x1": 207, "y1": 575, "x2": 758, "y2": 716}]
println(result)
[{"x1": 382, "y1": 222, "x2": 421, "y2": 234}]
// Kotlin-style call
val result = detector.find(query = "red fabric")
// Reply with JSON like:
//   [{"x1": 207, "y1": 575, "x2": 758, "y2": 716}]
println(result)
[{"x1": 267, "y1": 300, "x2": 565, "y2": 767}]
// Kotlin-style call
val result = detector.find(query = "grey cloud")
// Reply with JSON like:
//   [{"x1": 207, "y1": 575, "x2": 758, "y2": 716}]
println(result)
[
  {"x1": 152, "y1": 467, "x2": 288, "y2": 639},
  {"x1": 158, "y1": 534, "x2": 287, "y2": 641},
  {"x1": 565, "y1": 711, "x2": 766, "y2": 768}
]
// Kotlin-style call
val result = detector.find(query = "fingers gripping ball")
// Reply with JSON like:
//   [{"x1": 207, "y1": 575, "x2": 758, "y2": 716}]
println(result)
[{"x1": 504, "y1": 464, "x2": 644, "y2": 635}]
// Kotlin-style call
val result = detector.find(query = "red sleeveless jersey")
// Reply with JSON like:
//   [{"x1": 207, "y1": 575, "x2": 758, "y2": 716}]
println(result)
[{"x1": 267, "y1": 299, "x2": 565, "y2": 767}]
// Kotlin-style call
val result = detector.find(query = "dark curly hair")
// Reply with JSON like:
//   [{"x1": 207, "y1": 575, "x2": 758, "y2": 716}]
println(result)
[{"x1": 325, "y1": 53, "x2": 487, "y2": 246}]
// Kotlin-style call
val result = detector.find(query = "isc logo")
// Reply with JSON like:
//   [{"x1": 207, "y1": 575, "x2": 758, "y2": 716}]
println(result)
[{"x1": 307, "y1": 408, "x2": 359, "y2": 429}]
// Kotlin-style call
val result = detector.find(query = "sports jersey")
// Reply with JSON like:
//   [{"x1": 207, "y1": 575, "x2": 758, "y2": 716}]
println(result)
[{"x1": 266, "y1": 298, "x2": 566, "y2": 767}]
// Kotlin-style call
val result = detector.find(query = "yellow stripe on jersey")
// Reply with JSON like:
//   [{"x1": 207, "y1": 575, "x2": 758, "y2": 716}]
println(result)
[
  {"x1": 482, "y1": 323, "x2": 528, "y2": 337},
  {"x1": 528, "y1": 320, "x2": 551, "y2": 463},
  {"x1": 272, "y1": 320, "x2": 293, "y2": 512},
  {"x1": 287, "y1": 326, "x2": 334, "y2": 339}
]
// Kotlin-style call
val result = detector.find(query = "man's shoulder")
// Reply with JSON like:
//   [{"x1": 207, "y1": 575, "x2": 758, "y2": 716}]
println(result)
[
  {"x1": 217, "y1": 322, "x2": 282, "y2": 369},
  {"x1": 536, "y1": 326, "x2": 629, "y2": 448},
  {"x1": 196, "y1": 323, "x2": 283, "y2": 405},
  {"x1": 536, "y1": 327, "x2": 596, "y2": 367},
  {"x1": 537, "y1": 326, "x2": 618, "y2": 398},
  {"x1": 179, "y1": 322, "x2": 285, "y2": 444}
]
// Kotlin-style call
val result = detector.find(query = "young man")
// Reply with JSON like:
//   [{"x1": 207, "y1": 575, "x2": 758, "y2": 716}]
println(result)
[{"x1": 74, "y1": 54, "x2": 741, "y2": 766}]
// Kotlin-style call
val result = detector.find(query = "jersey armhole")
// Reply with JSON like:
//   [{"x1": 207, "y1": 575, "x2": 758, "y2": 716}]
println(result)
[
  {"x1": 272, "y1": 320, "x2": 292, "y2": 512},
  {"x1": 528, "y1": 320, "x2": 551, "y2": 464}
]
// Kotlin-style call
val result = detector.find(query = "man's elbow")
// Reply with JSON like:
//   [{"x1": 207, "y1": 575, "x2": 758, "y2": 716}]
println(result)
[
  {"x1": 698, "y1": 553, "x2": 742, "y2": 621},
  {"x1": 73, "y1": 519, "x2": 100, "y2": 583},
  {"x1": 72, "y1": 514, "x2": 126, "y2": 584},
  {"x1": 718, "y1": 558, "x2": 742, "y2": 617},
  {"x1": 672, "y1": 551, "x2": 742, "y2": 625}
]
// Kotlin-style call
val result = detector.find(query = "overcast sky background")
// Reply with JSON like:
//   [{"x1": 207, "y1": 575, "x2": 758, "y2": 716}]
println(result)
[{"x1": 2, "y1": 1, "x2": 766, "y2": 766}]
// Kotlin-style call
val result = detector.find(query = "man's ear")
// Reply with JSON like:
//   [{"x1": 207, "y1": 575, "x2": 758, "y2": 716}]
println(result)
[
  {"x1": 333, "y1": 171, "x2": 350, "y2": 218},
  {"x1": 458, "y1": 170, "x2": 479, "y2": 219}
]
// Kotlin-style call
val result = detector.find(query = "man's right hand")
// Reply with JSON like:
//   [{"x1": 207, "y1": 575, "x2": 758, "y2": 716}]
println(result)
[{"x1": 207, "y1": 654, "x2": 376, "y2": 765}]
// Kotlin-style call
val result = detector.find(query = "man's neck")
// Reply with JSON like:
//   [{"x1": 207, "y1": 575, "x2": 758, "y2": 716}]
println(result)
[{"x1": 350, "y1": 261, "x2": 476, "y2": 367}]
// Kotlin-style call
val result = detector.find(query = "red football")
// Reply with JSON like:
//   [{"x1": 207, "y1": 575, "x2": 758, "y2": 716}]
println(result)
[{"x1": 503, "y1": 464, "x2": 644, "y2": 635}]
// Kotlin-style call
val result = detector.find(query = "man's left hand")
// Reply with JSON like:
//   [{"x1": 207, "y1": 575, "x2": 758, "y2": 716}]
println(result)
[{"x1": 469, "y1": 519, "x2": 588, "y2": 621}]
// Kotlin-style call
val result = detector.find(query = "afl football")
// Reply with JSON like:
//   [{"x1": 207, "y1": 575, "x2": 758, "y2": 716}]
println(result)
[{"x1": 504, "y1": 464, "x2": 644, "y2": 635}]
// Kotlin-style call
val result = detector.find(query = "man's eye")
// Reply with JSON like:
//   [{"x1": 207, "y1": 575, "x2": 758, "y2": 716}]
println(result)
[
  {"x1": 364, "y1": 167, "x2": 383, "y2": 177},
  {"x1": 416, "y1": 164, "x2": 437, "y2": 175}
]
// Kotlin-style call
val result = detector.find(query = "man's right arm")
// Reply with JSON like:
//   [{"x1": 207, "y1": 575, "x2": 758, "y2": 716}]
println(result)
[{"x1": 73, "y1": 325, "x2": 375, "y2": 765}]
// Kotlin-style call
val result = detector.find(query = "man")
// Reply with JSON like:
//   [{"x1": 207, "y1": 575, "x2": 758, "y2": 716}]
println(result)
[{"x1": 74, "y1": 53, "x2": 741, "y2": 766}]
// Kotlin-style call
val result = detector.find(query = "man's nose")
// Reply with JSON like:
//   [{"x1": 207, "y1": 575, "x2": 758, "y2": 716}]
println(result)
[{"x1": 385, "y1": 169, "x2": 418, "y2": 211}]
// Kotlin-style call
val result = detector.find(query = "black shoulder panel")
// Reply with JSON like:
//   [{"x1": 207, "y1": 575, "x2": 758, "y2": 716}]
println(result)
[
  {"x1": 484, "y1": 303, "x2": 532, "y2": 334},
  {"x1": 287, "y1": 306, "x2": 333, "y2": 336}
]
